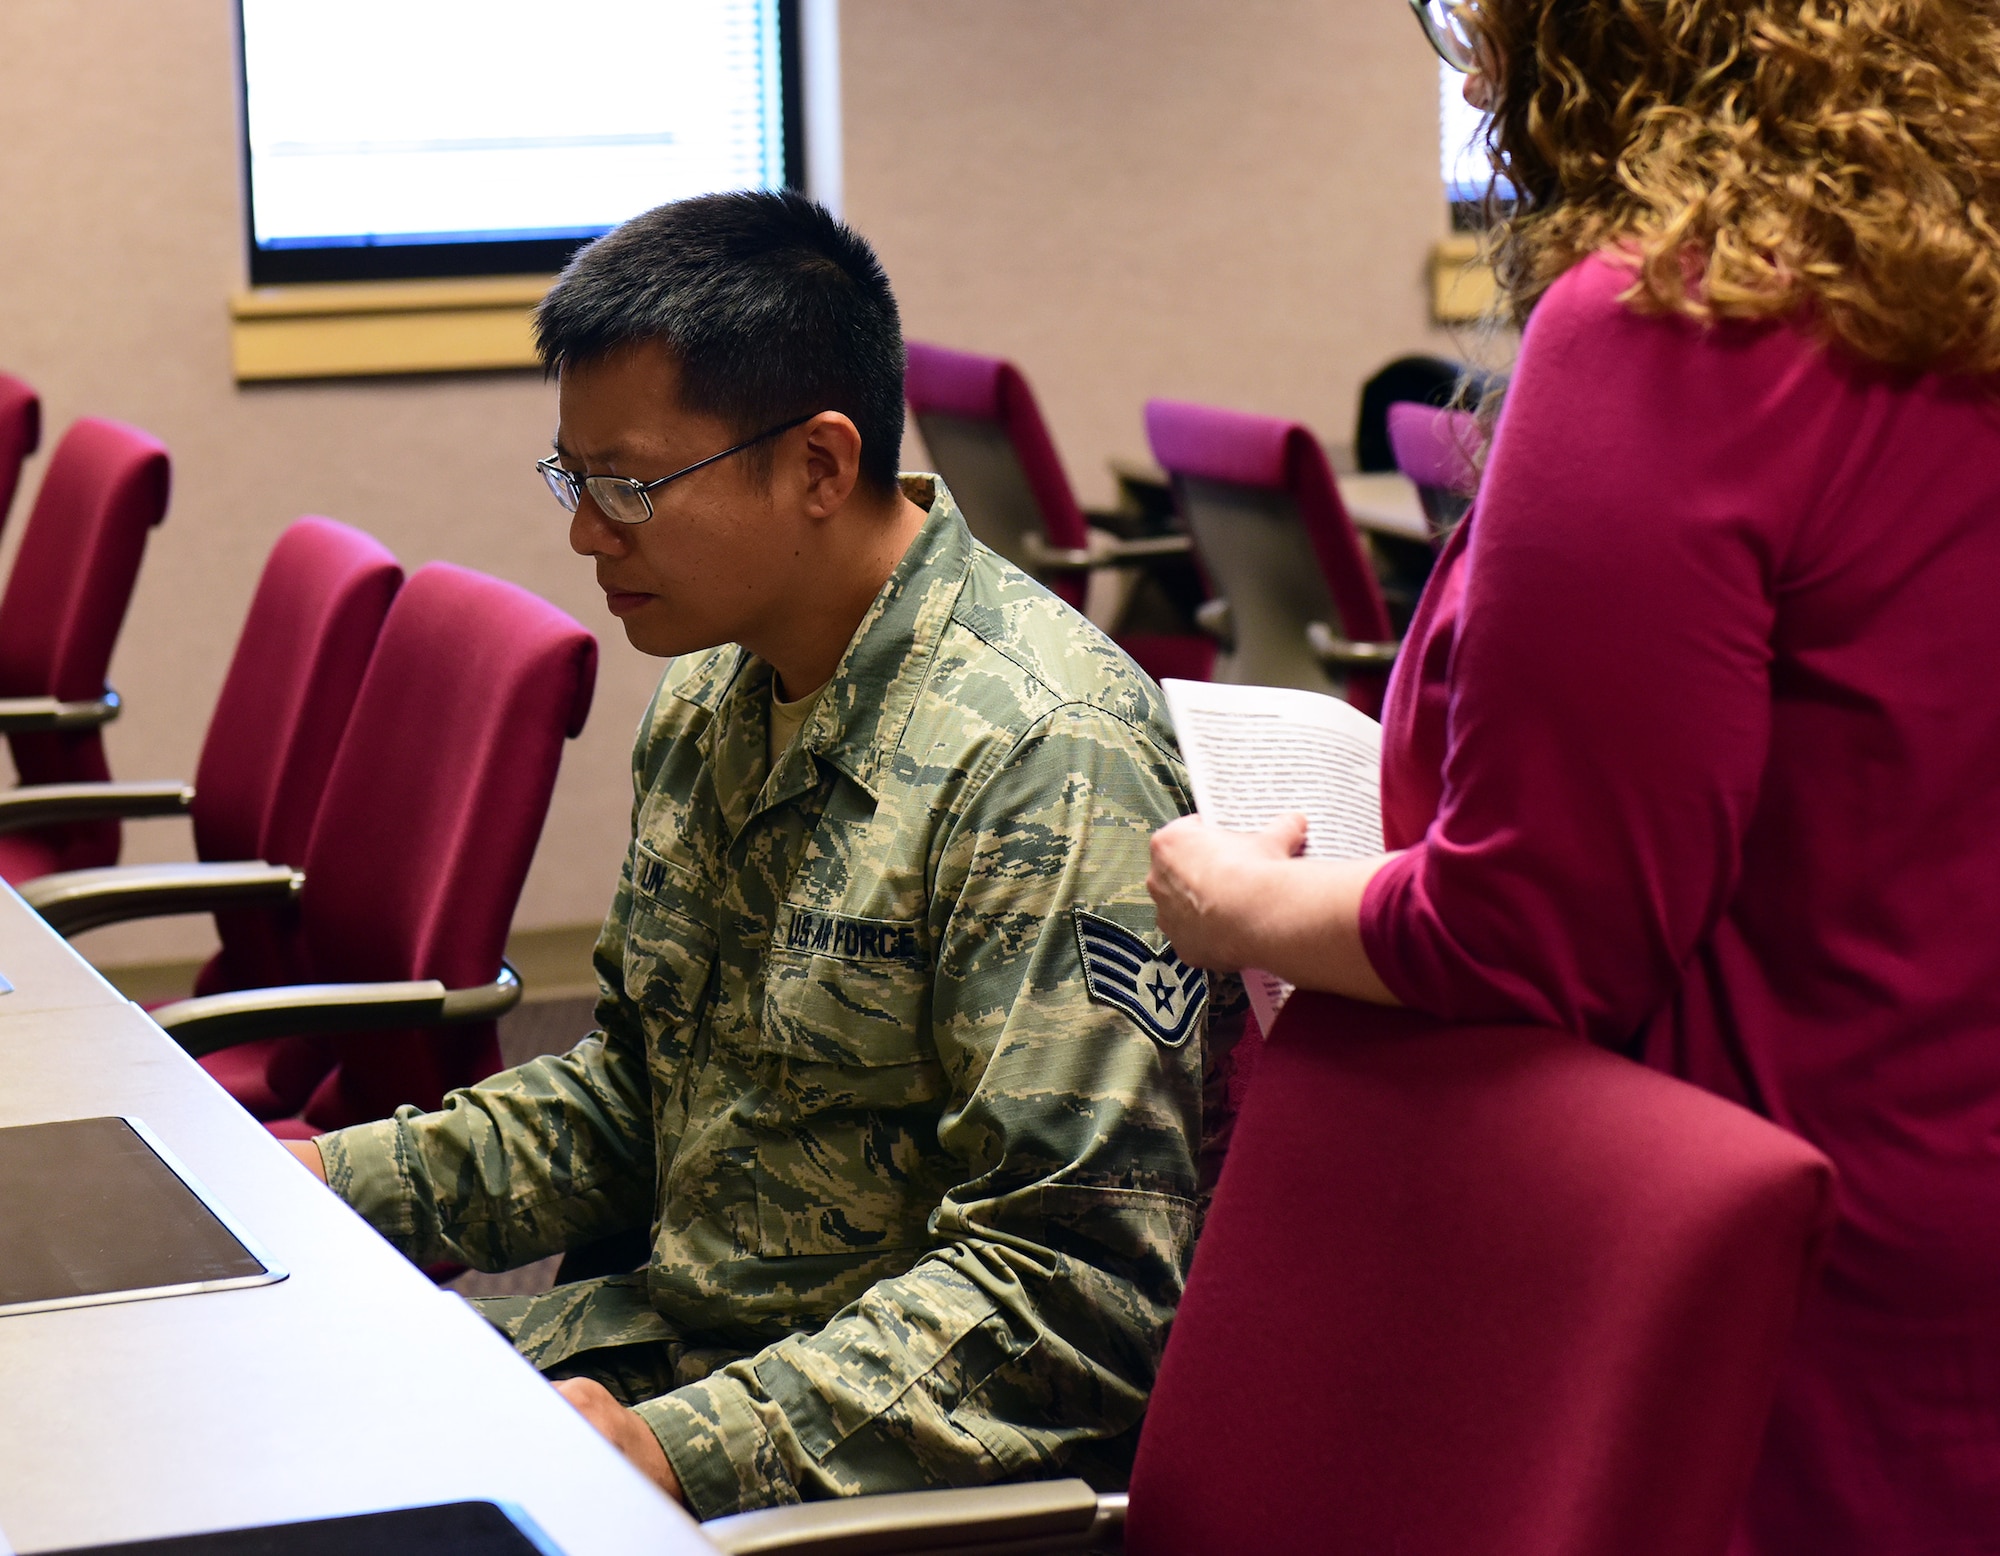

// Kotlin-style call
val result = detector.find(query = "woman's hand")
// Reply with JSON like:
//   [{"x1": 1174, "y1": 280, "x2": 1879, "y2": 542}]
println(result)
[
  {"x1": 1147, "y1": 812, "x2": 1309, "y2": 970},
  {"x1": 1149, "y1": 813, "x2": 1404, "y2": 1004}
]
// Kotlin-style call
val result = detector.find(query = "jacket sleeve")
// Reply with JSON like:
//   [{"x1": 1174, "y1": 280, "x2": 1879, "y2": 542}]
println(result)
[
  {"x1": 639, "y1": 703, "x2": 1205, "y2": 1516},
  {"x1": 314, "y1": 681, "x2": 688, "y2": 1272},
  {"x1": 314, "y1": 850, "x2": 661, "y2": 1272},
  {"x1": 1358, "y1": 260, "x2": 1795, "y2": 1044}
]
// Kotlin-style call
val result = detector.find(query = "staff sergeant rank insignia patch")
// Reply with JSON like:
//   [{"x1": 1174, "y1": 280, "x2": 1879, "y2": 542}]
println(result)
[{"x1": 1073, "y1": 909, "x2": 1208, "y2": 1048}]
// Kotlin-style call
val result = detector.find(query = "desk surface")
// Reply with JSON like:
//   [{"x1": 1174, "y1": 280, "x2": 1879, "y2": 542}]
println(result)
[
  {"x1": 1335, "y1": 473, "x2": 1431, "y2": 544},
  {"x1": 0, "y1": 889, "x2": 712, "y2": 1556},
  {"x1": 0, "y1": 900, "x2": 135, "y2": 1018}
]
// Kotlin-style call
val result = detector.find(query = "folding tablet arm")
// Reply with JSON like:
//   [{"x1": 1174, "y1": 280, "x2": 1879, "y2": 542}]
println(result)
[
  {"x1": 1019, "y1": 531, "x2": 1193, "y2": 573},
  {"x1": 0, "y1": 687, "x2": 122, "y2": 733},
  {"x1": 1191, "y1": 600, "x2": 1400, "y2": 671},
  {"x1": 20, "y1": 859, "x2": 299, "y2": 936},
  {"x1": 703, "y1": 1480, "x2": 1124, "y2": 1556},
  {"x1": 15, "y1": 858, "x2": 522, "y2": 1058},
  {"x1": 151, "y1": 962, "x2": 522, "y2": 1059},
  {"x1": 0, "y1": 779, "x2": 193, "y2": 836},
  {"x1": 1305, "y1": 619, "x2": 1400, "y2": 670}
]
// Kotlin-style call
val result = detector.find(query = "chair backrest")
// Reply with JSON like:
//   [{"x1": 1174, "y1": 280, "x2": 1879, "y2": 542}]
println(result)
[
  {"x1": 1128, "y1": 995, "x2": 1836, "y2": 1556},
  {"x1": 905, "y1": 341, "x2": 1089, "y2": 606},
  {"x1": 1145, "y1": 399, "x2": 1393, "y2": 714},
  {"x1": 291, "y1": 563, "x2": 597, "y2": 1130},
  {"x1": 0, "y1": 374, "x2": 42, "y2": 535},
  {"x1": 191, "y1": 517, "x2": 402, "y2": 1003},
  {"x1": 1388, "y1": 401, "x2": 1484, "y2": 532},
  {"x1": 1354, "y1": 354, "x2": 1467, "y2": 472},
  {"x1": 0, "y1": 417, "x2": 170, "y2": 870}
]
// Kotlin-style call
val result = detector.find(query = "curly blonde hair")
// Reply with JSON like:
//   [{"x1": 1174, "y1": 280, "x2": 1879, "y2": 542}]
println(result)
[{"x1": 1477, "y1": 0, "x2": 2000, "y2": 372}]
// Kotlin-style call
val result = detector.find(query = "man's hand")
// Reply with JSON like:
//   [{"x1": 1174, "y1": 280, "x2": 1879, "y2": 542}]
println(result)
[
  {"x1": 554, "y1": 1378, "x2": 684, "y2": 1504},
  {"x1": 283, "y1": 1139, "x2": 328, "y2": 1182},
  {"x1": 1147, "y1": 812, "x2": 1309, "y2": 970}
]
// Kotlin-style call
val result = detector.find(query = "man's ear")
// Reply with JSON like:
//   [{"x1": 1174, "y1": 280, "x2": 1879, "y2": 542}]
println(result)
[{"x1": 798, "y1": 411, "x2": 864, "y2": 519}]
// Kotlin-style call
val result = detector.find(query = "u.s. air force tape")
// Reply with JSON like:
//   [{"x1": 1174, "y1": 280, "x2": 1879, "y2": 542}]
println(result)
[
  {"x1": 778, "y1": 905, "x2": 927, "y2": 966},
  {"x1": 1073, "y1": 909, "x2": 1208, "y2": 1048}
]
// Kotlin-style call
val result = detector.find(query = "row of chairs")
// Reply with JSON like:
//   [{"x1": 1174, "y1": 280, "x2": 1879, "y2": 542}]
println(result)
[
  {"x1": 0, "y1": 373, "x2": 595, "y2": 1141},
  {"x1": 904, "y1": 341, "x2": 1483, "y2": 718}
]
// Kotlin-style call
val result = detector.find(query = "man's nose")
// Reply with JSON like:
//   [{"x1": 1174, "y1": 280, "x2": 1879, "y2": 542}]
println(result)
[{"x1": 569, "y1": 495, "x2": 630, "y2": 559}]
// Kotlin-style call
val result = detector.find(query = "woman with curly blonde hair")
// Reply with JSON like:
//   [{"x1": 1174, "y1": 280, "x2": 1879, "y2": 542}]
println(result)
[{"x1": 1149, "y1": 0, "x2": 2000, "y2": 1545}]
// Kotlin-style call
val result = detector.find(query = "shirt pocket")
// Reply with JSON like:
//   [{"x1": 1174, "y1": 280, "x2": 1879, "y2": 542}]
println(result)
[
  {"x1": 750, "y1": 905, "x2": 947, "y2": 1259},
  {"x1": 622, "y1": 841, "x2": 718, "y2": 1056}
]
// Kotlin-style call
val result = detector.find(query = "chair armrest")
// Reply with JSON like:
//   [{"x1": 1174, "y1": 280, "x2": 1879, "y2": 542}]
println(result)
[
  {"x1": 704, "y1": 1481, "x2": 1120, "y2": 1556},
  {"x1": 1307, "y1": 620, "x2": 1400, "y2": 669},
  {"x1": 20, "y1": 860, "x2": 302, "y2": 938},
  {"x1": 1020, "y1": 533, "x2": 1192, "y2": 573},
  {"x1": 1194, "y1": 597, "x2": 1234, "y2": 650},
  {"x1": 151, "y1": 961, "x2": 523, "y2": 1059},
  {"x1": 0, "y1": 687, "x2": 121, "y2": 733},
  {"x1": 0, "y1": 780, "x2": 193, "y2": 836}
]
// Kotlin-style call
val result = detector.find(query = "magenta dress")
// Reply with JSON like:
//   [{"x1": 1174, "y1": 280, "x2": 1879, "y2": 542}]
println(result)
[{"x1": 1358, "y1": 254, "x2": 2000, "y2": 1553}]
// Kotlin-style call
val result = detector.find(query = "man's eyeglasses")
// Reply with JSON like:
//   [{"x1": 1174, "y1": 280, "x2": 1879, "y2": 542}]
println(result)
[
  {"x1": 1409, "y1": 0, "x2": 1478, "y2": 73},
  {"x1": 536, "y1": 413, "x2": 817, "y2": 525}
]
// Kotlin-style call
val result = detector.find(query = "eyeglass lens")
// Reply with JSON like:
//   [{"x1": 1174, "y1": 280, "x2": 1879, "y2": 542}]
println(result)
[
  {"x1": 538, "y1": 463, "x2": 656, "y2": 524},
  {"x1": 541, "y1": 463, "x2": 580, "y2": 513},
  {"x1": 586, "y1": 478, "x2": 651, "y2": 524},
  {"x1": 1415, "y1": 0, "x2": 1478, "y2": 71}
]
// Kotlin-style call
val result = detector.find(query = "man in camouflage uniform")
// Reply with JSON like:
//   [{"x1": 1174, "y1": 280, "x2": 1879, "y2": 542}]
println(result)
[{"x1": 290, "y1": 191, "x2": 1238, "y2": 1519}]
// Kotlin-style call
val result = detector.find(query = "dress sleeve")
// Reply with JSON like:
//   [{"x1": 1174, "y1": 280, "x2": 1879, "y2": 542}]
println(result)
[
  {"x1": 1359, "y1": 260, "x2": 1796, "y2": 1045},
  {"x1": 639, "y1": 704, "x2": 1205, "y2": 1517}
]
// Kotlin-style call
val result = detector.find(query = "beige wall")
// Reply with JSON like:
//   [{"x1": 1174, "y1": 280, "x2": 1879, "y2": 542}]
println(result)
[{"x1": 0, "y1": 0, "x2": 1460, "y2": 970}]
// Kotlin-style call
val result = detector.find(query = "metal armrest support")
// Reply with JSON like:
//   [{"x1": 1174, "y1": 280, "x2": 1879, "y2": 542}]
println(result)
[
  {"x1": 1020, "y1": 533, "x2": 1193, "y2": 573},
  {"x1": 21, "y1": 860, "x2": 302, "y2": 938},
  {"x1": 0, "y1": 780, "x2": 193, "y2": 837},
  {"x1": 1307, "y1": 620, "x2": 1400, "y2": 669},
  {"x1": 1194, "y1": 597, "x2": 1234, "y2": 651},
  {"x1": 0, "y1": 687, "x2": 121, "y2": 733},
  {"x1": 704, "y1": 1481, "x2": 1122, "y2": 1556},
  {"x1": 151, "y1": 960, "x2": 523, "y2": 1059}
]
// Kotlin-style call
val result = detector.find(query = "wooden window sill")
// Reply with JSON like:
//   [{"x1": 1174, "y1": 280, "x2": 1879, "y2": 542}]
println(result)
[
  {"x1": 229, "y1": 275, "x2": 554, "y2": 382},
  {"x1": 1430, "y1": 235, "x2": 1496, "y2": 324}
]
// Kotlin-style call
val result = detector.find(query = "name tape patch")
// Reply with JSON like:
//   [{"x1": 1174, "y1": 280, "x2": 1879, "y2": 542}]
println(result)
[
  {"x1": 780, "y1": 906, "x2": 927, "y2": 967},
  {"x1": 1074, "y1": 909, "x2": 1208, "y2": 1048}
]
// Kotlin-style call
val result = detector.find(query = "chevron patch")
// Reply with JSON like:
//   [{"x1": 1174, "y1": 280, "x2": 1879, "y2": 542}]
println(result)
[{"x1": 1073, "y1": 909, "x2": 1208, "y2": 1048}]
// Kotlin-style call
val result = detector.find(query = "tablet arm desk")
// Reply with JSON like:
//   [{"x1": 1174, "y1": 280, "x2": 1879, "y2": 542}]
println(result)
[
  {"x1": 704, "y1": 1480, "x2": 1124, "y2": 1556},
  {"x1": 16, "y1": 859, "x2": 522, "y2": 1058}
]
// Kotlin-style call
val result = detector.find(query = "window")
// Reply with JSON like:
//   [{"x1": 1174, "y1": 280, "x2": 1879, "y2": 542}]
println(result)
[
  {"x1": 237, "y1": 0, "x2": 806, "y2": 285},
  {"x1": 1440, "y1": 60, "x2": 1513, "y2": 218}
]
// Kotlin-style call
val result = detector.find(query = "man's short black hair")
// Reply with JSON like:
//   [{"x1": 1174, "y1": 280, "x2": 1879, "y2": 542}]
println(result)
[{"x1": 536, "y1": 190, "x2": 906, "y2": 493}]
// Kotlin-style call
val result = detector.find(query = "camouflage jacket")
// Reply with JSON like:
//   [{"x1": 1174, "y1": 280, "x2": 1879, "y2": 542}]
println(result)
[{"x1": 318, "y1": 477, "x2": 1241, "y2": 1517}]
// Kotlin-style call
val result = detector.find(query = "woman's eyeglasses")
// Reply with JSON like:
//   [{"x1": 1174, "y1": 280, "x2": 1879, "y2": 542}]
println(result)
[
  {"x1": 1408, "y1": 0, "x2": 1478, "y2": 73},
  {"x1": 536, "y1": 413, "x2": 816, "y2": 525}
]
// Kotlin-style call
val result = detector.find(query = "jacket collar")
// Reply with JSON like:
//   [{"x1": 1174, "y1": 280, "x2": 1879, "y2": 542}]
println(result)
[{"x1": 671, "y1": 474, "x2": 973, "y2": 805}]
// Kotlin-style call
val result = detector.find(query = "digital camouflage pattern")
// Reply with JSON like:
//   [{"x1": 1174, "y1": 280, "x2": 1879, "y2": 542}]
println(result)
[{"x1": 318, "y1": 476, "x2": 1246, "y2": 1518}]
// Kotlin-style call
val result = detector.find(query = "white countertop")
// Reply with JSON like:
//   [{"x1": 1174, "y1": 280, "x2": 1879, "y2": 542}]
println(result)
[{"x1": 0, "y1": 887, "x2": 713, "y2": 1556}]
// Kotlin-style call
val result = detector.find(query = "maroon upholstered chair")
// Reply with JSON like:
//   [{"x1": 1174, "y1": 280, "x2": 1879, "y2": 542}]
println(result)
[
  {"x1": 17, "y1": 517, "x2": 401, "y2": 1116},
  {"x1": 0, "y1": 374, "x2": 41, "y2": 533},
  {"x1": 132, "y1": 564, "x2": 597, "y2": 1137},
  {"x1": 1127, "y1": 995, "x2": 1836, "y2": 1556},
  {"x1": 0, "y1": 417, "x2": 170, "y2": 881},
  {"x1": 1388, "y1": 400, "x2": 1484, "y2": 534},
  {"x1": 1145, "y1": 398, "x2": 1397, "y2": 715},
  {"x1": 704, "y1": 1000, "x2": 1835, "y2": 1556},
  {"x1": 906, "y1": 341, "x2": 1215, "y2": 684}
]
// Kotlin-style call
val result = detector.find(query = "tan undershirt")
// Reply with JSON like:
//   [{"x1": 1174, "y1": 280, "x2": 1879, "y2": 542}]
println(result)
[{"x1": 768, "y1": 675, "x2": 827, "y2": 769}]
